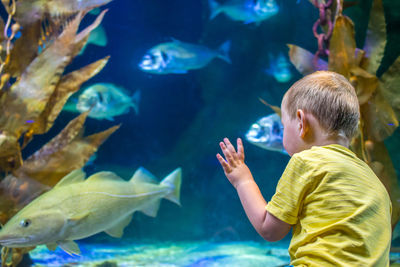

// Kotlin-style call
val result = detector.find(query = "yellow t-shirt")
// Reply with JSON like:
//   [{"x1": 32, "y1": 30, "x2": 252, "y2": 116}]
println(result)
[{"x1": 266, "y1": 144, "x2": 391, "y2": 267}]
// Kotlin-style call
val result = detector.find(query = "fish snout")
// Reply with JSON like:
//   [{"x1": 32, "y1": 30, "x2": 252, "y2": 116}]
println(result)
[
  {"x1": 246, "y1": 123, "x2": 269, "y2": 144},
  {"x1": 139, "y1": 52, "x2": 166, "y2": 73},
  {"x1": 138, "y1": 54, "x2": 155, "y2": 70}
]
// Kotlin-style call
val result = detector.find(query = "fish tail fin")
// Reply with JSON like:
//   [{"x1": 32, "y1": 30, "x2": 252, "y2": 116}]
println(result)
[
  {"x1": 130, "y1": 90, "x2": 141, "y2": 115},
  {"x1": 208, "y1": 0, "x2": 220, "y2": 20},
  {"x1": 63, "y1": 101, "x2": 79, "y2": 113},
  {"x1": 160, "y1": 168, "x2": 182, "y2": 206},
  {"x1": 217, "y1": 40, "x2": 231, "y2": 64}
]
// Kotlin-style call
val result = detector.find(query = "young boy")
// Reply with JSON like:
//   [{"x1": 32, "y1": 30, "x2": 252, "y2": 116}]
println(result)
[{"x1": 217, "y1": 71, "x2": 391, "y2": 266}]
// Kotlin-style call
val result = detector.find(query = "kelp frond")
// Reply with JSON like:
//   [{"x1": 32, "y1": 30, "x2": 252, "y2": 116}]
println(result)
[{"x1": 0, "y1": 0, "x2": 115, "y2": 264}]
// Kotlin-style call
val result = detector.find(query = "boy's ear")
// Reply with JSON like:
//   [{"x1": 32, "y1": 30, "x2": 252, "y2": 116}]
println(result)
[{"x1": 296, "y1": 109, "x2": 308, "y2": 138}]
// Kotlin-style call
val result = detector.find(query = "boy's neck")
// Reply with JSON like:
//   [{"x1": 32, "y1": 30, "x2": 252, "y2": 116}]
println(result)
[
  {"x1": 300, "y1": 135, "x2": 350, "y2": 154},
  {"x1": 310, "y1": 135, "x2": 350, "y2": 148},
  {"x1": 303, "y1": 113, "x2": 350, "y2": 149}
]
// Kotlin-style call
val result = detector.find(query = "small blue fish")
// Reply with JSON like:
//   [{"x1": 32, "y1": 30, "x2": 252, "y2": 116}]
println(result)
[
  {"x1": 76, "y1": 83, "x2": 140, "y2": 121},
  {"x1": 245, "y1": 113, "x2": 287, "y2": 154},
  {"x1": 265, "y1": 52, "x2": 293, "y2": 83},
  {"x1": 138, "y1": 39, "x2": 231, "y2": 74},
  {"x1": 79, "y1": 25, "x2": 108, "y2": 55},
  {"x1": 209, "y1": 0, "x2": 279, "y2": 25}
]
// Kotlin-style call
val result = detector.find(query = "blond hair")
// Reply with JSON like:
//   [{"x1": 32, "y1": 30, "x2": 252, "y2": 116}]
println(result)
[{"x1": 282, "y1": 71, "x2": 360, "y2": 140}]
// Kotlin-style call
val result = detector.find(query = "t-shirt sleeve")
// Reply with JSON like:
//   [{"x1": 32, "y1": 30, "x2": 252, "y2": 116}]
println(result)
[{"x1": 266, "y1": 154, "x2": 313, "y2": 225}]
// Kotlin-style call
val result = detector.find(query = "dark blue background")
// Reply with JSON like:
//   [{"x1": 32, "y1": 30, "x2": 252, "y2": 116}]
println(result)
[{"x1": 12, "y1": 0, "x2": 400, "y2": 243}]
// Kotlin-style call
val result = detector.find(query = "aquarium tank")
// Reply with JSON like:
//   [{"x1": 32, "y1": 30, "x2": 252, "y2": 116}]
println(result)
[{"x1": 0, "y1": 0, "x2": 399, "y2": 266}]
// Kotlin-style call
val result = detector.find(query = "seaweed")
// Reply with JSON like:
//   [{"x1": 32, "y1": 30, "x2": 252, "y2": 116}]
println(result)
[{"x1": 0, "y1": 0, "x2": 116, "y2": 266}]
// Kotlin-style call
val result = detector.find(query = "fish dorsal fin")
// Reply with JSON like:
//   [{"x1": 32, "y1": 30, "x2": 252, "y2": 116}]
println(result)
[
  {"x1": 170, "y1": 37, "x2": 181, "y2": 44},
  {"x1": 57, "y1": 240, "x2": 81, "y2": 255},
  {"x1": 86, "y1": 171, "x2": 125, "y2": 183},
  {"x1": 130, "y1": 167, "x2": 158, "y2": 184},
  {"x1": 55, "y1": 169, "x2": 86, "y2": 188},
  {"x1": 105, "y1": 214, "x2": 132, "y2": 238}
]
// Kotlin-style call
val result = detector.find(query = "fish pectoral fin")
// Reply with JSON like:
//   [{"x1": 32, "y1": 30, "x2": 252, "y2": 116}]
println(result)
[
  {"x1": 46, "y1": 243, "x2": 58, "y2": 251},
  {"x1": 57, "y1": 240, "x2": 81, "y2": 256},
  {"x1": 68, "y1": 212, "x2": 90, "y2": 224},
  {"x1": 105, "y1": 214, "x2": 133, "y2": 238}
]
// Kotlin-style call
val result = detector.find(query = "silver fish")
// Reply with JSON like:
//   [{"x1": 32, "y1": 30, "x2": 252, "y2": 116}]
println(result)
[
  {"x1": 245, "y1": 113, "x2": 287, "y2": 154},
  {"x1": 209, "y1": 0, "x2": 279, "y2": 24},
  {"x1": 75, "y1": 83, "x2": 140, "y2": 121},
  {"x1": 0, "y1": 167, "x2": 182, "y2": 255},
  {"x1": 265, "y1": 52, "x2": 293, "y2": 83},
  {"x1": 138, "y1": 39, "x2": 231, "y2": 74}
]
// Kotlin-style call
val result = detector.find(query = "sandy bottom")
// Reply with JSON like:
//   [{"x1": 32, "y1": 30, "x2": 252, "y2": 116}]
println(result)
[
  {"x1": 30, "y1": 241, "x2": 291, "y2": 267},
  {"x1": 30, "y1": 240, "x2": 400, "y2": 266}
]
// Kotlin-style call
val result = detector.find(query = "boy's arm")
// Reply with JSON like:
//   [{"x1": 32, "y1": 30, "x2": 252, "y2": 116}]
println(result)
[
  {"x1": 236, "y1": 179, "x2": 292, "y2": 241},
  {"x1": 217, "y1": 138, "x2": 292, "y2": 242}
]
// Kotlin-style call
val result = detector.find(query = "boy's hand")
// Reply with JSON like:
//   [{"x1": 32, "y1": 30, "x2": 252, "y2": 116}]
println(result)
[{"x1": 217, "y1": 137, "x2": 254, "y2": 189}]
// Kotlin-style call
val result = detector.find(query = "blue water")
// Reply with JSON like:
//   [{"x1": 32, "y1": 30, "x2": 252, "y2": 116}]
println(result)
[{"x1": 6, "y1": 0, "x2": 400, "y2": 265}]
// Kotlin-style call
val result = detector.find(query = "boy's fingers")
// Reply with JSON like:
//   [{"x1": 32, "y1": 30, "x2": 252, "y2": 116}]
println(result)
[
  {"x1": 223, "y1": 138, "x2": 238, "y2": 160},
  {"x1": 237, "y1": 138, "x2": 245, "y2": 161},
  {"x1": 220, "y1": 141, "x2": 236, "y2": 167},
  {"x1": 216, "y1": 153, "x2": 231, "y2": 173},
  {"x1": 223, "y1": 138, "x2": 235, "y2": 152}
]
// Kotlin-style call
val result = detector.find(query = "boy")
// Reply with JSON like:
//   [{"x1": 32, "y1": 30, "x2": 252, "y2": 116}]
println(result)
[{"x1": 217, "y1": 71, "x2": 391, "y2": 266}]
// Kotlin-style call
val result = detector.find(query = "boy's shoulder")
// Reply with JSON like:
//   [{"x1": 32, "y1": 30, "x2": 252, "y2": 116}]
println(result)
[
  {"x1": 292, "y1": 144, "x2": 362, "y2": 169},
  {"x1": 296, "y1": 144, "x2": 356, "y2": 160}
]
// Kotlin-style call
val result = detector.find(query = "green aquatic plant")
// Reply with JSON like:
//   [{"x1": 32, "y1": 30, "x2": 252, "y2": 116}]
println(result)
[
  {"x1": 288, "y1": 0, "x2": 400, "y2": 227},
  {"x1": 0, "y1": 0, "x2": 115, "y2": 265}
]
